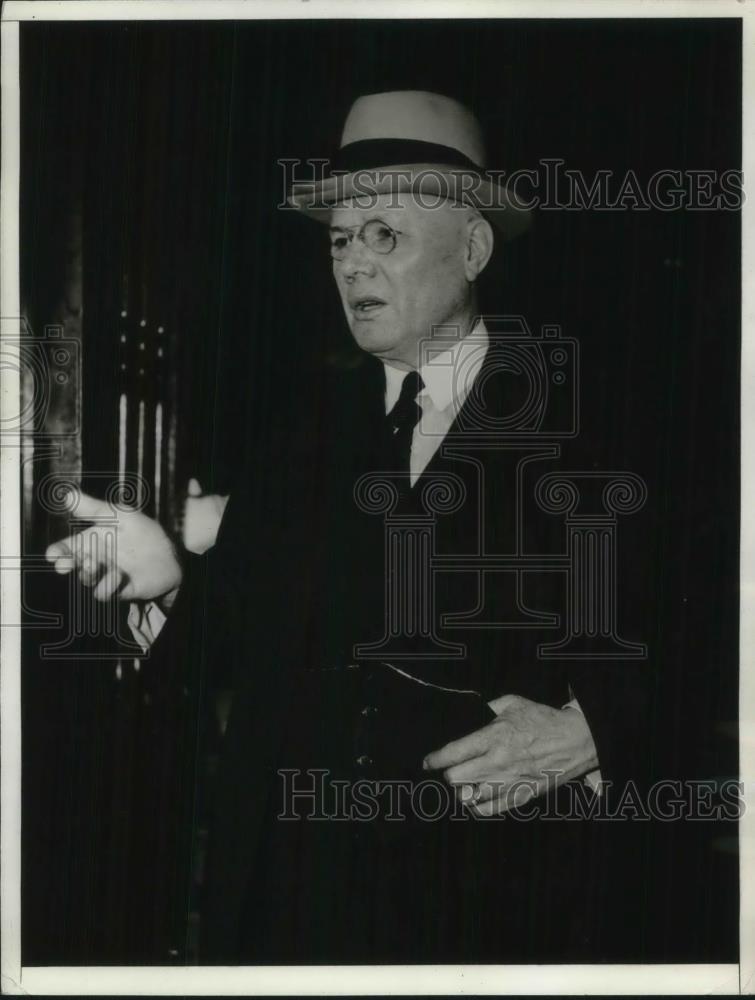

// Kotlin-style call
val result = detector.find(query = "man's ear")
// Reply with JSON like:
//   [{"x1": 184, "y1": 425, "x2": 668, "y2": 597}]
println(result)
[{"x1": 464, "y1": 213, "x2": 495, "y2": 281}]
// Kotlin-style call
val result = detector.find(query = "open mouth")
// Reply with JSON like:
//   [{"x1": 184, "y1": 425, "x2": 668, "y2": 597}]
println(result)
[{"x1": 351, "y1": 297, "x2": 386, "y2": 316}]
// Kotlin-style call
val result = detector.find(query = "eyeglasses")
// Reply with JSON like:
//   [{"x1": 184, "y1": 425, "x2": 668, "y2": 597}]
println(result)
[{"x1": 329, "y1": 219, "x2": 403, "y2": 261}]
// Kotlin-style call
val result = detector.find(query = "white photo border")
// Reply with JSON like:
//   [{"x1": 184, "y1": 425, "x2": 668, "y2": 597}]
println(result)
[{"x1": 1, "y1": 1, "x2": 751, "y2": 995}]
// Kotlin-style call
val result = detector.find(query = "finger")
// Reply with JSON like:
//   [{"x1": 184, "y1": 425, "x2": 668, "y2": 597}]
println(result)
[
  {"x1": 423, "y1": 726, "x2": 492, "y2": 772},
  {"x1": 46, "y1": 527, "x2": 96, "y2": 569},
  {"x1": 187, "y1": 477, "x2": 203, "y2": 497},
  {"x1": 444, "y1": 757, "x2": 496, "y2": 786},
  {"x1": 456, "y1": 781, "x2": 494, "y2": 805},
  {"x1": 78, "y1": 566, "x2": 101, "y2": 587},
  {"x1": 70, "y1": 527, "x2": 99, "y2": 565},
  {"x1": 464, "y1": 779, "x2": 510, "y2": 806},
  {"x1": 454, "y1": 778, "x2": 510, "y2": 807},
  {"x1": 93, "y1": 566, "x2": 124, "y2": 602},
  {"x1": 445, "y1": 749, "x2": 537, "y2": 789},
  {"x1": 66, "y1": 489, "x2": 113, "y2": 521},
  {"x1": 78, "y1": 553, "x2": 105, "y2": 587},
  {"x1": 45, "y1": 537, "x2": 75, "y2": 564},
  {"x1": 487, "y1": 693, "x2": 523, "y2": 716},
  {"x1": 100, "y1": 530, "x2": 124, "y2": 591},
  {"x1": 471, "y1": 796, "x2": 509, "y2": 818},
  {"x1": 74, "y1": 528, "x2": 110, "y2": 583},
  {"x1": 118, "y1": 574, "x2": 138, "y2": 601},
  {"x1": 472, "y1": 781, "x2": 538, "y2": 817}
]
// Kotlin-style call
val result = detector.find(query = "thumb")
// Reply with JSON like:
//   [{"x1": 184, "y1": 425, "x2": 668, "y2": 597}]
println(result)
[
  {"x1": 187, "y1": 477, "x2": 203, "y2": 498},
  {"x1": 66, "y1": 489, "x2": 112, "y2": 521}
]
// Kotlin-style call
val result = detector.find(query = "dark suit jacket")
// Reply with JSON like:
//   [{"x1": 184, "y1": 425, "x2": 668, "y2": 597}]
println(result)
[{"x1": 154, "y1": 336, "x2": 654, "y2": 960}]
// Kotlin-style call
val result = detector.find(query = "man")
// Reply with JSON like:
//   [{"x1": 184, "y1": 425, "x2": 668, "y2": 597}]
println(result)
[{"x1": 47, "y1": 91, "x2": 648, "y2": 962}]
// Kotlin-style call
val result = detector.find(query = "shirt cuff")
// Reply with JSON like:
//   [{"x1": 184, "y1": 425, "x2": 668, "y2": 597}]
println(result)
[
  {"x1": 562, "y1": 697, "x2": 603, "y2": 795},
  {"x1": 127, "y1": 600, "x2": 168, "y2": 652}
]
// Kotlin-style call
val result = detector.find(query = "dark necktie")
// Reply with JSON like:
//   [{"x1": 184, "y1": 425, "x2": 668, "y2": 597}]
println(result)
[{"x1": 385, "y1": 370, "x2": 424, "y2": 479}]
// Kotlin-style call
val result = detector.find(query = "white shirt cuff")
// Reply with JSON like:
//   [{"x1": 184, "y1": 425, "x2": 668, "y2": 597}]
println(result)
[
  {"x1": 127, "y1": 600, "x2": 168, "y2": 652},
  {"x1": 563, "y1": 697, "x2": 603, "y2": 794}
]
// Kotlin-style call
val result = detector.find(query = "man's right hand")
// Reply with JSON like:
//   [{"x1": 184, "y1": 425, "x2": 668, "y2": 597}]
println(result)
[{"x1": 45, "y1": 489, "x2": 183, "y2": 607}]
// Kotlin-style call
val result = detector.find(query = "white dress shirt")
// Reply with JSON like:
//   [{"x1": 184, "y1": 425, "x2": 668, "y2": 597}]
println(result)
[{"x1": 383, "y1": 320, "x2": 489, "y2": 486}]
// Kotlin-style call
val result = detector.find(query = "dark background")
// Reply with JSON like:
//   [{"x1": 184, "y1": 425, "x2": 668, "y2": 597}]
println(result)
[{"x1": 20, "y1": 18, "x2": 740, "y2": 964}]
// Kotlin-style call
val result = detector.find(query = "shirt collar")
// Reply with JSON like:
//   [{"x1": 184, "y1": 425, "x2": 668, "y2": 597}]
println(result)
[{"x1": 383, "y1": 319, "x2": 489, "y2": 414}]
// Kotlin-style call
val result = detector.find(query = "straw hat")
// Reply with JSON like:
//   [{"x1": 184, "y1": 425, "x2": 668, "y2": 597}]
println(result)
[{"x1": 288, "y1": 90, "x2": 532, "y2": 241}]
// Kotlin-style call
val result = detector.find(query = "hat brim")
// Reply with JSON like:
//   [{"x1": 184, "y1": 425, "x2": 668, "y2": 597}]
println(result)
[{"x1": 287, "y1": 163, "x2": 532, "y2": 242}]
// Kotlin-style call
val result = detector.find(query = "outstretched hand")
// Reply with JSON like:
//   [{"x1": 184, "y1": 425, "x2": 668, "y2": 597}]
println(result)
[{"x1": 45, "y1": 489, "x2": 183, "y2": 606}]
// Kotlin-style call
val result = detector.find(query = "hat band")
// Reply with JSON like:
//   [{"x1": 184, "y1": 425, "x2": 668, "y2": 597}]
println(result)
[{"x1": 331, "y1": 138, "x2": 482, "y2": 175}]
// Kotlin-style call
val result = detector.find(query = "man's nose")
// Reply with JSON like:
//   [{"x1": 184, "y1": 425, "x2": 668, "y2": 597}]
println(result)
[{"x1": 339, "y1": 239, "x2": 377, "y2": 279}]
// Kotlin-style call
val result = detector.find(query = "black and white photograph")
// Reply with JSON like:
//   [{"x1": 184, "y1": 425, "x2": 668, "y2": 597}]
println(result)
[{"x1": 0, "y1": 1, "x2": 752, "y2": 993}]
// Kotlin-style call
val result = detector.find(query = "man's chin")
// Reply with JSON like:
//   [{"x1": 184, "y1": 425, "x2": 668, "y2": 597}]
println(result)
[{"x1": 350, "y1": 321, "x2": 402, "y2": 358}]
